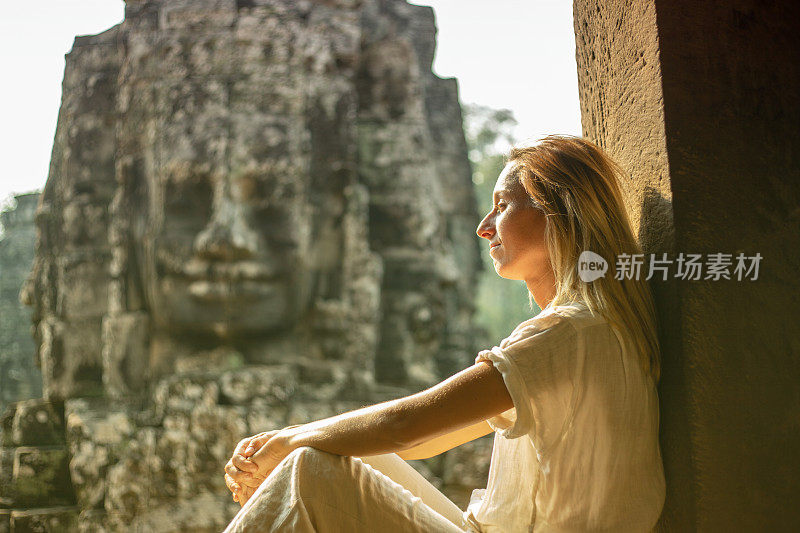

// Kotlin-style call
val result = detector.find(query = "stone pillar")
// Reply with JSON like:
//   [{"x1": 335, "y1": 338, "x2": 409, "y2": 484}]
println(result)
[{"x1": 574, "y1": 0, "x2": 800, "y2": 530}]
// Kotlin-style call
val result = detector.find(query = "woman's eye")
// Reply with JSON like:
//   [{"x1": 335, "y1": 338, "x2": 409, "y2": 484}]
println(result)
[{"x1": 496, "y1": 202, "x2": 507, "y2": 211}]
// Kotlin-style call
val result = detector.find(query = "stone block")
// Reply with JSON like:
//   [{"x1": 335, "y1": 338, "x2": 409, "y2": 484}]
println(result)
[
  {"x1": 104, "y1": 427, "x2": 162, "y2": 525},
  {"x1": 12, "y1": 447, "x2": 75, "y2": 507},
  {"x1": 113, "y1": 492, "x2": 235, "y2": 533},
  {"x1": 188, "y1": 406, "x2": 247, "y2": 483},
  {"x1": 65, "y1": 399, "x2": 135, "y2": 510},
  {"x1": 77, "y1": 509, "x2": 108, "y2": 532},
  {"x1": 56, "y1": 256, "x2": 110, "y2": 319},
  {"x1": 161, "y1": 0, "x2": 237, "y2": 30},
  {"x1": 0, "y1": 510, "x2": 8, "y2": 533},
  {"x1": 152, "y1": 374, "x2": 221, "y2": 419},
  {"x1": 0, "y1": 448, "x2": 14, "y2": 506},
  {"x1": 39, "y1": 319, "x2": 104, "y2": 401},
  {"x1": 9, "y1": 507, "x2": 79, "y2": 532},
  {"x1": 218, "y1": 364, "x2": 298, "y2": 405},
  {"x1": 9, "y1": 400, "x2": 65, "y2": 447},
  {"x1": 0, "y1": 408, "x2": 14, "y2": 448},
  {"x1": 245, "y1": 401, "x2": 288, "y2": 435},
  {"x1": 64, "y1": 399, "x2": 134, "y2": 447}
]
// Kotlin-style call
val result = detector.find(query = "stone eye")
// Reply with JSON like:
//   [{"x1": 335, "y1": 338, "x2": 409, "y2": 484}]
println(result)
[{"x1": 164, "y1": 176, "x2": 213, "y2": 220}]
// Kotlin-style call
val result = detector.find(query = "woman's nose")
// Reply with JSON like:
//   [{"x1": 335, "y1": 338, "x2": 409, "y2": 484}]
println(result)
[{"x1": 476, "y1": 213, "x2": 495, "y2": 240}]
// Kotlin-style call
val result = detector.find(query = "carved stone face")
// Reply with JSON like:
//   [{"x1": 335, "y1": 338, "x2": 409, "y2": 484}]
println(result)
[
  {"x1": 115, "y1": 23, "x2": 349, "y2": 342},
  {"x1": 133, "y1": 158, "x2": 316, "y2": 338}
]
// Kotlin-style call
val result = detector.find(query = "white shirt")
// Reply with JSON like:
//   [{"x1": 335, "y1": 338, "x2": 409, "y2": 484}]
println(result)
[{"x1": 463, "y1": 301, "x2": 666, "y2": 532}]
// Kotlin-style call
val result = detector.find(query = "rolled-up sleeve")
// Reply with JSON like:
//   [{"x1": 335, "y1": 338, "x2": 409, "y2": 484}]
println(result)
[{"x1": 476, "y1": 311, "x2": 578, "y2": 442}]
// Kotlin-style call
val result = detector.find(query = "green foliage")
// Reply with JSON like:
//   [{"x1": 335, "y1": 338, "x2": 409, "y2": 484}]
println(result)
[{"x1": 463, "y1": 104, "x2": 541, "y2": 344}]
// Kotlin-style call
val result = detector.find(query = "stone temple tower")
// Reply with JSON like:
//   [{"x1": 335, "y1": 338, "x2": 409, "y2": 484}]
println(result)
[
  {"x1": 0, "y1": 1, "x2": 488, "y2": 530},
  {"x1": 0, "y1": 193, "x2": 43, "y2": 414}
]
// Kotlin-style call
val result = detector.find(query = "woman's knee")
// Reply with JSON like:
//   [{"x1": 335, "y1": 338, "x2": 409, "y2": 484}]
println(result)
[
  {"x1": 248, "y1": 447, "x2": 335, "y2": 503},
  {"x1": 288, "y1": 446, "x2": 344, "y2": 475},
  {"x1": 290, "y1": 446, "x2": 353, "y2": 491},
  {"x1": 290, "y1": 445, "x2": 333, "y2": 462}
]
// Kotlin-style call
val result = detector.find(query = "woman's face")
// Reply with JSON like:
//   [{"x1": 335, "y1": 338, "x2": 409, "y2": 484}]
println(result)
[{"x1": 476, "y1": 162, "x2": 551, "y2": 285}]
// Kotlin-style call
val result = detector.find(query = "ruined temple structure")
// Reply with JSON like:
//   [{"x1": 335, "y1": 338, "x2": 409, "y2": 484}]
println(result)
[
  {"x1": 0, "y1": 1, "x2": 493, "y2": 530},
  {"x1": 0, "y1": 193, "x2": 43, "y2": 415}
]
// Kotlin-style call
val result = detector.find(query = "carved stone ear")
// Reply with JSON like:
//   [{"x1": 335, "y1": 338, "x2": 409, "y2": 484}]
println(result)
[
  {"x1": 102, "y1": 312, "x2": 151, "y2": 398},
  {"x1": 109, "y1": 156, "x2": 148, "y2": 315},
  {"x1": 38, "y1": 317, "x2": 104, "y2": 401}
]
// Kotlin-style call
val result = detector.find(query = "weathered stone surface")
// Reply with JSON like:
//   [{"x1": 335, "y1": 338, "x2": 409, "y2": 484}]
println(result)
[
  {"x1": 20, "y1": 17, "x2": 118, "y2": 401},
  {"x1": 114, "y1": 492, "x2": 236, "y2": 533},
  {"x1": 64, "y1": 399, "x2": 136, "y2": 510},
  {"x1": 0, "y1": 410, "x2": 13, "y2": 449},
  {"x1": 76, "y1": 509, "x2": 109, "y2": 533},
  {"x1": 9, "y1": 507, "x2": 79, "y2": 532},
  {"x1": 15, "y1": 0, "x2": 487, "y2": 529},
  {"x1": 0, "y1": 448, "x2": 13, "y2": 508},
  {"x1": 218, "y1": 365, "x2": 298, "y2": 405},
  {"x1": 0, "y1": 194, "x2": 42, "y2": 415},
  {"x1": 8, "y1": 401, "x2": 64, "y2": 448},
  {"x1": 101, "y1": 312, "x2": 149, "y2": 398},
  {"x1": 11, "y1": 447, "x2": 74, "y2": 507},
  {"x1": 575, "y1": 0, "x2": 800, "y2": 530}
]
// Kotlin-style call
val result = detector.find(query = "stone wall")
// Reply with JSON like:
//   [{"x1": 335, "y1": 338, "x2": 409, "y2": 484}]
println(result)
[
  {"x1": 574, "y1": 0, "x2": 800, "y2": 530},
  {"x1": 0, "y1": 1, "x2": 493, "y2": 531}
]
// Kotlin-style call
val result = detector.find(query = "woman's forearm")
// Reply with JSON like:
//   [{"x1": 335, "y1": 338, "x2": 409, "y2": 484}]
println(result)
[
  {"x1": 281, "y1": 398, "x2": 414, "y2": 457},
  {"x1": 276, "y1": 360, "x2": 513, "y2": 459},
  {"x1": 396, "y1": 420, "x2": 494, "y2": 460}
]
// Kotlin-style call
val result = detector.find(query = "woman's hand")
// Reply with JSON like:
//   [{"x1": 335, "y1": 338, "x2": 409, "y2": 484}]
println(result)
[
  {"x1": 224, "y1": 425, "x2": 304, "y2": 506},
  {"x1": 242, "y1": 428, "x2": 299, "y2": 486},
  {"x1": 224, "y1": 432, "x2": 275, "y2": 505}
]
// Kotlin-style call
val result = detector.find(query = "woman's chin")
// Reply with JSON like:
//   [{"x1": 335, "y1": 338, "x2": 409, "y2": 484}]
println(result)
[
  {"x1": 495, "y1": 263, "x2": 526, "y2": 282},
  {"x1": 494, "y1": 265, "x2": 513, "y2": 280}
]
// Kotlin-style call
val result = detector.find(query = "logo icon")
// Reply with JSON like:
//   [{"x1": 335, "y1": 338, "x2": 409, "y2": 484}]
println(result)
[{"x1": 578, "y1": 251, "x2": 608, "y2": 282}]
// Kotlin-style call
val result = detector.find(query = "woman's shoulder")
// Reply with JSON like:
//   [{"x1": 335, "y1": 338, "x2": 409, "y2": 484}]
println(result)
[
  {"x1": 546, "y1": 302, "x2": 627, "y2": 356},
  {"x1": 509, "y1": 301, "x2": 608, "y2": 337},
  {"x1": 548, "y1": 300, "x2": 609, "y2": 328},
  {"x1": 502, "y1": 303, "x2": 583, "y2": 349},
  {"x1": 507, "y1": 301, "x2": 606, "y2": 341}
]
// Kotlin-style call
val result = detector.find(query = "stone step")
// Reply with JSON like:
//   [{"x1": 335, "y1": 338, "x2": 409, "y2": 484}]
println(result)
[{"x1": 3, "y1": 506, "x2": 79, "y2": 532}]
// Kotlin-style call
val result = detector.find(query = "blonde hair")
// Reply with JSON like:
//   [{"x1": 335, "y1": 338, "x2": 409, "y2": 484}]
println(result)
[{"x1": 507, "y1": 134, "x2": 661, "y2": 384}]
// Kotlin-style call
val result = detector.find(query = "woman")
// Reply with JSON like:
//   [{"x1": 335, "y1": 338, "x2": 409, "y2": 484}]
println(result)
[{"x1": 223, "y1": 135, "x2": 666, "y2": 532}]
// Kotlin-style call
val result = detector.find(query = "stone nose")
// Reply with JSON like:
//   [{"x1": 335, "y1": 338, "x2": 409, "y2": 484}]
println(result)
[{"x1": 193, "y1": 198, "x2": 259, "y2": 261}]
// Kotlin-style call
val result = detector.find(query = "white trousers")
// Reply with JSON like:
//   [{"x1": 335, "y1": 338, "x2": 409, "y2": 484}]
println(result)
[{"x1": 223, "y1": 446, "x2": 469, "y2": 532}]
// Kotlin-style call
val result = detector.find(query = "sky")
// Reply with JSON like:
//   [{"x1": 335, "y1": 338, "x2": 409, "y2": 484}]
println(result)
[{"x1": 0, "y1": 0, "x2": 581, "y2": 207}]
